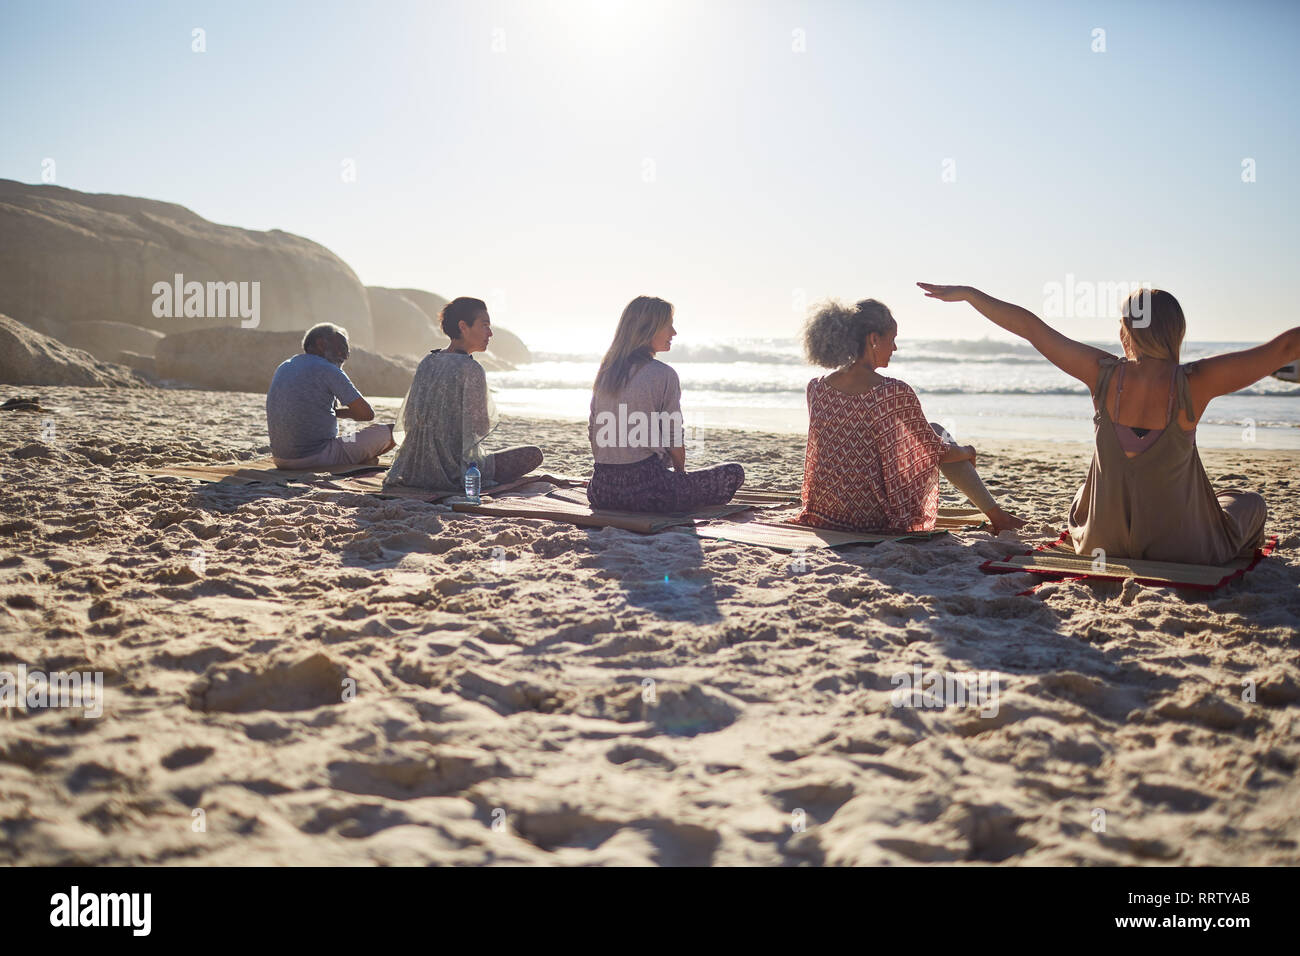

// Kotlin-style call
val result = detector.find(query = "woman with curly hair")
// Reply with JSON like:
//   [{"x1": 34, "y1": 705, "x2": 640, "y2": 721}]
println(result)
[{"x1": 796, "y1": 298, "x2": 1023, "y2": 535}]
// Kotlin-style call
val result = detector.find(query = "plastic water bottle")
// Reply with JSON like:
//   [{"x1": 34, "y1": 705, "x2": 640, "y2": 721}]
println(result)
[{"x1": 464, "y1": 462, "x2": 481, "y2": 505}]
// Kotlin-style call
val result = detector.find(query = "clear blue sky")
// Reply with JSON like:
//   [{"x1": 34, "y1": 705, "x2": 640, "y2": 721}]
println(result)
[{"x1": 2, "y1": 0, "x2": 1297, "y2": 345}]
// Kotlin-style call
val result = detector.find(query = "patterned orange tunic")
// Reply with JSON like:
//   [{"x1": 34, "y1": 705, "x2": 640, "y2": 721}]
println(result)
[{"x1": 795, "y1": 376, "x2": 947, "y2": 533}]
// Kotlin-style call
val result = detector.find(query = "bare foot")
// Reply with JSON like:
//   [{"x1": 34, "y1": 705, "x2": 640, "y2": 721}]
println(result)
[{"x1": 988, "y1": 507, "x2": 1026, "y2": 535}]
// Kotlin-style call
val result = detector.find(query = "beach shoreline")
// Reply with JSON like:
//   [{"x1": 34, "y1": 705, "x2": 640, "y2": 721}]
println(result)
[{"x1": 1, "y1": 385, "x2": 1298, "y2": 865}]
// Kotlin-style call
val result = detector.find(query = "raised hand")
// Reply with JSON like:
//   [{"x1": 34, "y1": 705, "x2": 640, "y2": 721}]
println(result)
[
  {"x1": 919, "y1": 283, "x2": 1113, "y2": 390},
  {"x1": 916, "y1": 282, "x2": 973, "y2": 302}
]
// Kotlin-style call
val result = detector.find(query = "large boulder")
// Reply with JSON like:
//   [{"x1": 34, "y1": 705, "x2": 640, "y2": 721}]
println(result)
[
  {"x1": 116, "y1": 351, "x2": 159, "y2": 381},
  {"x1": 43, "y1": 318, "x2": 164, "y2": 359},
  {"x1": 365, "y1": 287, "x2": 438, "y2": 357},
  {"x1": 485, "y1": 325, "x2": 533, "y2": 366},
  {"x1": 393, "y1": 287, "x2": 532, "y2": 366},
  {"x1": 0, "y1": 314, "x2": 146, "y2": 387},
  {"x1": 155, "y1": 328, "x2": 418, "y2": 399},
  {"x1": 0, "y1": 179, "x2": 375, "y2": 348},
  {"x1": 392, "y1": 288, "x2": 449, "y2": 326}
]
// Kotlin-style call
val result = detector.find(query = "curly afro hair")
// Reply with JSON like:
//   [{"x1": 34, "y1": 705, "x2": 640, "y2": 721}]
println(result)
[{"x1": 802, "y1": 298, "x2": 896, "y2": 368}]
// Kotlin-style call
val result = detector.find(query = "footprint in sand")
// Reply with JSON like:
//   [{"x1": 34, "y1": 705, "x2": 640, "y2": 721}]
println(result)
[
  {"x1": 328, "y1": 747, "x2": 509, "y2": 800},
  {"x1": 161, "y1": 745, "x2": 215, "y2": 770},
  {"x1": 605, "y1": 743, "x2": 678, "y2": 770},
  {"x1": 187, "y1": 653, "x2": 351, "y2": 713},
  {"x1": 625, "y1": 682, "x2": 745, "y2": 736}
]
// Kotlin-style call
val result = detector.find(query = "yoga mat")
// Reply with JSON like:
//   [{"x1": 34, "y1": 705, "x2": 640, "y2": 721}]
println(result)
[
  {"x1": 685, "y1": 507, "x2": 985, "y2": 552},
  {"x1": 544, "y1": 485, "x2": 799, "y2": 511},
  {"x1": 305, "y1": 472, "x2": 450, "y2": 502},
  {"x1": 688, "y1": 521, "x2": 948, "y2": 551},
  {"x1": 488, "y1": 474, "x2": 589, "y2": 496},
  {"x1": 310, "y1": 472, "x2": 585, "y2": 502},
  {"x1": 136, "y1": 459, "x2": 386, "y2": 486},
  {"x1": 935, "y1": 507, "x2": 987, "y2": 530},
  {"x1": 137, "y1": 455, "x2": 583, "y2": 502},
  {"x1": 450, "y1": 493, "x2": 753, "y2": 533},
  {"x1": 725, "y1": 488, "x2": 802, "y2": 506},
  {"x1": 980, "y1": 531, "x2": 1279, "y2": 592}
]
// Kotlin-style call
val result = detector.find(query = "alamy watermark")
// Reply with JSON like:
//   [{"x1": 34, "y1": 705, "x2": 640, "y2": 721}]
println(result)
[
  {"x1": 152, "y1": 273, "x2": 260, "y2": 328},
  {"x1": 1042, "y1": 275, "x2": 1151, "y2": 326},
  {"x1": 891, "y1": 664, "x2": 1000, "y2": 717},
  {"x1": 1, "y1": 665, "x2": 103, "y2": 718},
  {"x1": 592, "y1": 402, "x2": 684, "y2": 450},
  {"x1": 49, "y1": 885, "x2": 150, "y2": 936}
]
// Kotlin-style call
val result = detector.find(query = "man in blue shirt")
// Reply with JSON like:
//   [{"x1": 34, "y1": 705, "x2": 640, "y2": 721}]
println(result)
[{"x1": 266, "y1": 323, "x2": 395, "y2": 469}]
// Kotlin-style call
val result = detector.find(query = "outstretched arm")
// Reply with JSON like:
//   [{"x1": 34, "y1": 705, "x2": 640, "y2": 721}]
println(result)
[
  {"x1": 918, "y1": 283, "x2": 1114, "y2": 392},
  {"x1": 1186, "y1": 327, "x2": 1300, "y2": 418}
]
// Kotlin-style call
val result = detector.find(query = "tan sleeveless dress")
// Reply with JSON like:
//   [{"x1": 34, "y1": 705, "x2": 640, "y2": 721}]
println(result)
[{"x1": 1067, "y1": 358, "x2": 1267, "y2": 565}]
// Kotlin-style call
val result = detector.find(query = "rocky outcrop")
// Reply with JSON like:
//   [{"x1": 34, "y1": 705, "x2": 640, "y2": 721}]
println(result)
[
  {"x1": 484, "y1": 325, "x2": 533, "y2": 366},
  {"x1": 39, "y1": 319, "x2": 164, "y2": 360},
  {"x1": 0, "y1": 314, "x2": 146, "y2": 387},
  {"x1": 116, "y1": 351, "x2": 158, "y2": 381},
  {"x1": 392, "y1": 288, "x2": 449, "y2": 327},
  {"x1": 0, "y1": 180, "x2": 537, "y2": 375},
  {"x1": 0, "y1": 179, "x2": 375, "y2": 348},
  {"x1": 365, "y1": 287, "x2": 439, "y2": 357},
  {"x1": 366, "y1": 287, "x2": 516, "y2": 371},
  {"x1": 155, "y1": 328, "x2": 419, "y2": 398},
  {"x1": 393, "y1": 287, "x2": 532, "y2": 366}
]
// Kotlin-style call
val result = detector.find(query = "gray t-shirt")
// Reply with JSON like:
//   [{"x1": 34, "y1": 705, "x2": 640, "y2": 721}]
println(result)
[
  {"x1": 588, "y1": 359, "x2": 684, "y2": 465},
  {"x1": 266, "y1": 353, "x2": 362, "y2": 459}
]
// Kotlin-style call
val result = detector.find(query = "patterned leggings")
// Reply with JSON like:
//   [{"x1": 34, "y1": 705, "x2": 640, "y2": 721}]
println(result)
[{"x1": 588, "y1": 455, "x2": 745, "y2": 513}]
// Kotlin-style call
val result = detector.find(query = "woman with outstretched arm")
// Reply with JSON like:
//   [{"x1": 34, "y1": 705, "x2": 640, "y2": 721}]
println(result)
[{"x1": 918, "y1": 282, "x2": 1299, "y2": 563}]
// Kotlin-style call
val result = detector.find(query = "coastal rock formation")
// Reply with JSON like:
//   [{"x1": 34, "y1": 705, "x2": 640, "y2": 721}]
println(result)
[
  {"x1": 115, "y1": 351, "x2": 159, "y2": 381},
  {"x1": 393, "y1": 287, "x2": 532, "y2": 366},
  {"x1": 38, "y1": 318, "x2": 164, "y2": 361},
  {"x1": 0, "y1": 179, "x2": 535, "y2": 381},
  {"x1": 485, "y1": 325, "x2": 533, "y2": 367},
  {"x1": 391, "y1": 288, "x2": 449, "y2": 327},
  {"x1": 0, "y1": 179, "x2": 375, "y2": 348},
  {"x1": 365, "y1": 287, "x2": 439, "y2": 357},
  {"x1": 155, "y1": 327, "x2": 419, "y2": 398},
  {"x1": 0, "y1": 314, "x2": 145, "y2": 387}
]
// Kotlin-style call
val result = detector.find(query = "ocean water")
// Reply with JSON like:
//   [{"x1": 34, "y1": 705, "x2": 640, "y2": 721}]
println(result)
[{"x1": 488, "y1": 338, "x2": 1300, "y2": 450}]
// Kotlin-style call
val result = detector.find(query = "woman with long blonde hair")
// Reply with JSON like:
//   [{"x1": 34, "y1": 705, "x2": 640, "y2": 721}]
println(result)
[{"x1": 587, "y1": 295, "x2": 744, "y2": 512}]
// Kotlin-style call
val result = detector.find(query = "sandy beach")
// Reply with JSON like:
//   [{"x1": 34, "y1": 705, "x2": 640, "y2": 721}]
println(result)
[{"x1": 0, "y1": 384, "x2": 1296, "y2": 866}]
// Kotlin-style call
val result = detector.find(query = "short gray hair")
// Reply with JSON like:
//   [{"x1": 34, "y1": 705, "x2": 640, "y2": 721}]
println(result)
[
  {"x1": 302, "y1": 323, "x2": 347, "y2": 353},
  {"x1": 802, "y1": 298, "x2": 896, "y2": 368}
]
